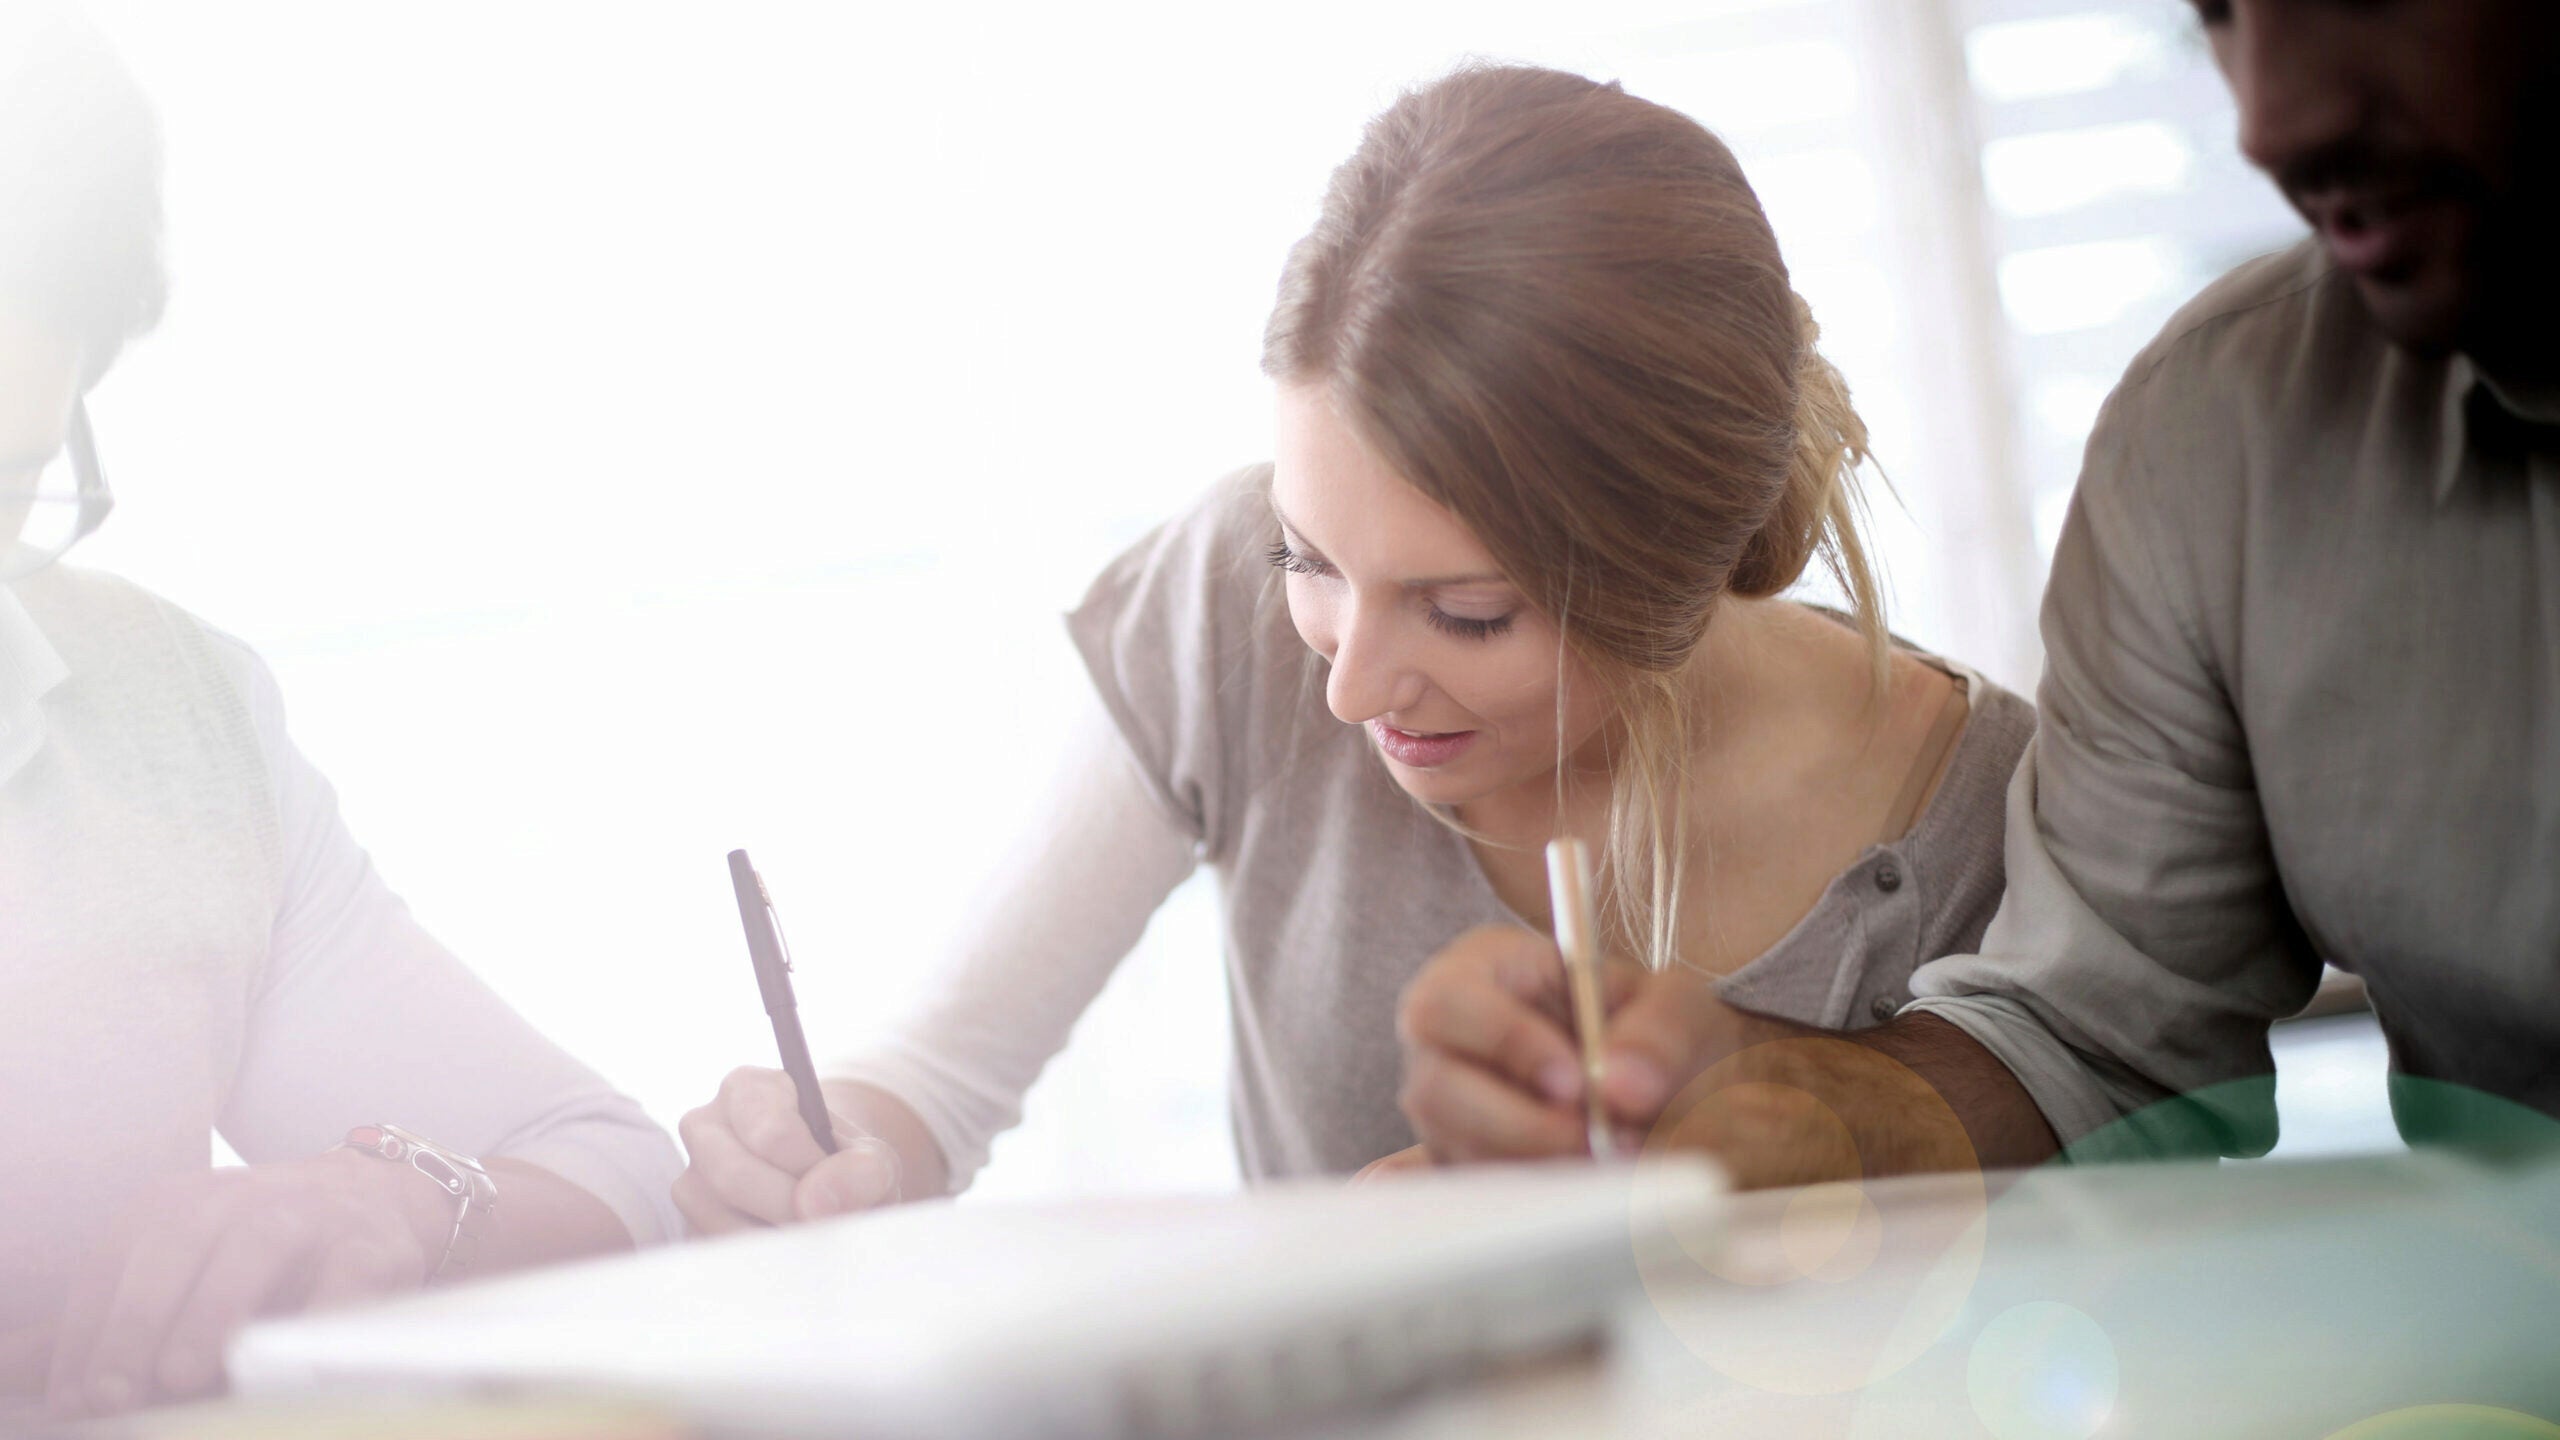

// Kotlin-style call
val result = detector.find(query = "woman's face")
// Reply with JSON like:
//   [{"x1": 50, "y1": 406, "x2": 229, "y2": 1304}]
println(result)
[{"x1": 1269, "y1": 382, "x2": 1612, "y2": 810}]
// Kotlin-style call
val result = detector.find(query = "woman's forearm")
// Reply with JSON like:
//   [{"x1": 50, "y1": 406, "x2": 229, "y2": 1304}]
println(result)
[{"x1": 821, "y1": 1079, "x2": 952, "y2": 1203}]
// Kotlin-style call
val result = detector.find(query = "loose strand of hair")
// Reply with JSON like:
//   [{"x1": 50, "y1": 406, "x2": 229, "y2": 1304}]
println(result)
[{"x1": 1793, "y1": 323, "x2": 1896, "y2": 707}]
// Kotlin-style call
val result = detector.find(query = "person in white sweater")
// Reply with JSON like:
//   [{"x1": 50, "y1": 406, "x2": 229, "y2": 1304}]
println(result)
[{"x1": 0, "y1": 6, "x2": 681, "y2": 1419}]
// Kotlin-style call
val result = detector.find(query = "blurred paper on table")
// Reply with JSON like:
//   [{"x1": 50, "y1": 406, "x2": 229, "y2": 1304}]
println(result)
[{"x1": 18, "y1": 1397, "x2": 691, "y2": 1440}]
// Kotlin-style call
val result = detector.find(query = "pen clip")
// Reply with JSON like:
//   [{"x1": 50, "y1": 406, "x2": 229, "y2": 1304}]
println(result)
[{"x1": 755, "y1": 872, "x2": 796, "y2": 975}]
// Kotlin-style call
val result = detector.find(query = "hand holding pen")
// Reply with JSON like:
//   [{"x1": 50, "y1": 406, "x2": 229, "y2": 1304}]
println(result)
[
  {"x1": 1392, "y1": 840, "x2": 1689, "y2": 1168},
  {"x1": 1395, "y1": 927, "x2": 1793, "y2": 1168},
  {"x1": 671, "y1": 851, "x2": 910, "y2": 1233}
]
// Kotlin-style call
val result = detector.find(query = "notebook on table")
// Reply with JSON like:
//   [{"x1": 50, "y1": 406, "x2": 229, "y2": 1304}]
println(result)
[{"x1": 229, "y1": 1159, "x2": 1726, "y2": 1440}]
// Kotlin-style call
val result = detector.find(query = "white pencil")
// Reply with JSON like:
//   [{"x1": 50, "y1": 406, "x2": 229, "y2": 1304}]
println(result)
[{"x1": 1544, "y1": 838, "x2": 1617, "y2": 1159}]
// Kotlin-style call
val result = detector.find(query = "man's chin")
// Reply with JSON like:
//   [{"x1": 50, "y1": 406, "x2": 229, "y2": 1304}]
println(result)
[
  {"x1": 2329, "y1": 204, "x2": 2525, "y2": 360},
  {"x1": 2347, "y1": 263, "x2": 2472, "y2": 358}
]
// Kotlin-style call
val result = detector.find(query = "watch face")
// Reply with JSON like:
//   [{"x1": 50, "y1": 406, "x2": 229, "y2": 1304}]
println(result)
[
  {"x1": 410, "y1": 1151, "x2": 469, "y2": 1196},
  {"x1": 353, "y1": 1124, "x2": 492, "y2": 1190},
  {"x1": 337, "y1": 1123, "x2": 495, "y2": 1283}
]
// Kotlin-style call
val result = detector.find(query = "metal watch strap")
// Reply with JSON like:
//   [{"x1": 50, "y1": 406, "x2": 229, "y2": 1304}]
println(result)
[{"x1": 336, "y1": 1123, "x2": 499, "y2": 1282}]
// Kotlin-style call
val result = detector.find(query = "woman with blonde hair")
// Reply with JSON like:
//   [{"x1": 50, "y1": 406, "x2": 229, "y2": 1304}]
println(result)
[{"x1": 673, "y1": 63, "x2": 2034, "y2": 1223}]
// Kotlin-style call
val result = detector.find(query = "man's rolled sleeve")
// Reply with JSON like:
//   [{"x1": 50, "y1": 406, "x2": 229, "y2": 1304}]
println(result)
[
  {"x1": 1906, "y1": 346, "x2": 2323, "y2": 1161},
  {"x1": 1907, "y1": 748, "x2": 2271, "y2": 1162}
]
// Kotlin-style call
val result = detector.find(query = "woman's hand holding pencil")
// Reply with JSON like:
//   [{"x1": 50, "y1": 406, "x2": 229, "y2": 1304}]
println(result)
[
  {"x1": 1394, "y1": 925, "x2": 1649, "y2": 1164},
  {"x1": 1393, "y1": 921, "x2": 1775, "y2": 1171}
]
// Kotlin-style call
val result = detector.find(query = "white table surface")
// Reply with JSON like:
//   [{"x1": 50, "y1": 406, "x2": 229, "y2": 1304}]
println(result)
[{"x1": 1325, "y1": 1142, "x2": 2560, "y2": 1440}]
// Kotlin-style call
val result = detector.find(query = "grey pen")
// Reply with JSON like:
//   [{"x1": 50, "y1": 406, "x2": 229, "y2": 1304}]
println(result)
[{"x1": 727, "y1": 848, "x2": 838, "y2": 1155}]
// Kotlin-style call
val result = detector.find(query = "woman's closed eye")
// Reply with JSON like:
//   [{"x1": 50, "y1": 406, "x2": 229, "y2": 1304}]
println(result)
[
  {"x1": 1267, "y1": 538, "x2": 1518, "y2": 641},
  {"x1": 1426, "y1": 608, "x2": 1515, "y2": 641},
  {"x1": 1265, "y1": 538, "x2": 1330, "y2": 577}
]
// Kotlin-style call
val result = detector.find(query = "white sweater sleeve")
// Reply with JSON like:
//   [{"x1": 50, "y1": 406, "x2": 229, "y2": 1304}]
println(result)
[
  {"x1": 207, "y1": 632, "x2": 686, "y2": 1245},
  {"x1": 827, "y1": 690, "x2": 1202, "y2": 1193}
]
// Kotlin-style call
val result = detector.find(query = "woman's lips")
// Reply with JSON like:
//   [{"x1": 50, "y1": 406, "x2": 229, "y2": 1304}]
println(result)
[{"x1": 1371, "y1": 721, "x2": 1478, "y2": 769}]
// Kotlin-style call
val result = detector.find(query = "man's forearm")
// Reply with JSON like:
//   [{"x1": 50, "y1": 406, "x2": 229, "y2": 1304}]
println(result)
[
  {"x1": 476, "y1": 1160, "x2": 642, "y2": 1271},
  {"x1": 1856, "y1": 1014, "x2": 2062, "y2": 1172},
  {"x1": 1655, "y1": 1013, "x2": 2060, "y2": 1189}
]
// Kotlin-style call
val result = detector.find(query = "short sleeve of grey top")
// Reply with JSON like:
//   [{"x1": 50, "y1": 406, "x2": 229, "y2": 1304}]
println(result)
[{"x1": 1067, "y1": 464, "x2": 2037, "y2": 1180}]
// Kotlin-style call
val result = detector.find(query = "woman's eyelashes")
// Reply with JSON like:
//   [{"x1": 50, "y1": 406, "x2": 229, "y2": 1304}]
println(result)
[
  {"x1": 1265, "y1": 538, "x2": 1328, "y2": 577},
  {"x1": 1426, "y1": 608, "x2": 1516, "y2": 641},
  {"x1": 1267, "y1": 538, "x2": 1517, "y2": 640}
]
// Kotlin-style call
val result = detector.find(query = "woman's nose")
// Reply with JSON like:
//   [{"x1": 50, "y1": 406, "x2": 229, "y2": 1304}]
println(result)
[{"x1": 1324, "y1": 604, "x2": 1426, "y2": 725}]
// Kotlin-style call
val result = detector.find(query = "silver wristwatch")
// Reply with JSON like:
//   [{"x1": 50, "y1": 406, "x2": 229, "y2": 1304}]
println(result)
[{"x1": 336, "y1": 1123, "x2": 500, "y2": 1282}]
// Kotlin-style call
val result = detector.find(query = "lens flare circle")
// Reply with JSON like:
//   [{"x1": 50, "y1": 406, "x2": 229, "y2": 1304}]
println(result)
[
  {"x1": 1631, "y1": 1038, "x2": 1988, "y2": 1396},
  {"x1": 1779, "y1": 1180, "x2": 1883, "y2": 1283},
  {"x1": 1965, "y1": 1300, "x2": 2118, "y2": 1440}
]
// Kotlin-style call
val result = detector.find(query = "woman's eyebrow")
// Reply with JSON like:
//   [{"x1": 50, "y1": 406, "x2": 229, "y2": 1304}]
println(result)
[
  {"x1": 1268, "y1": 498, "x2": 1509, "y2": 590},
  {"x1": 1403, "y1": 567, "x2": 1510, "y2": 589}
]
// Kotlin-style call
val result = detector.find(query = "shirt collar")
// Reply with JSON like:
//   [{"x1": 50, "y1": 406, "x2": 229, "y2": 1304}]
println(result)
[
  {"x1": 2433, "y1": 353, "x2": 2560, "y2": 503},
  {"x1": 0, "y1": 582, "x2": 70, "y2": 786}
]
